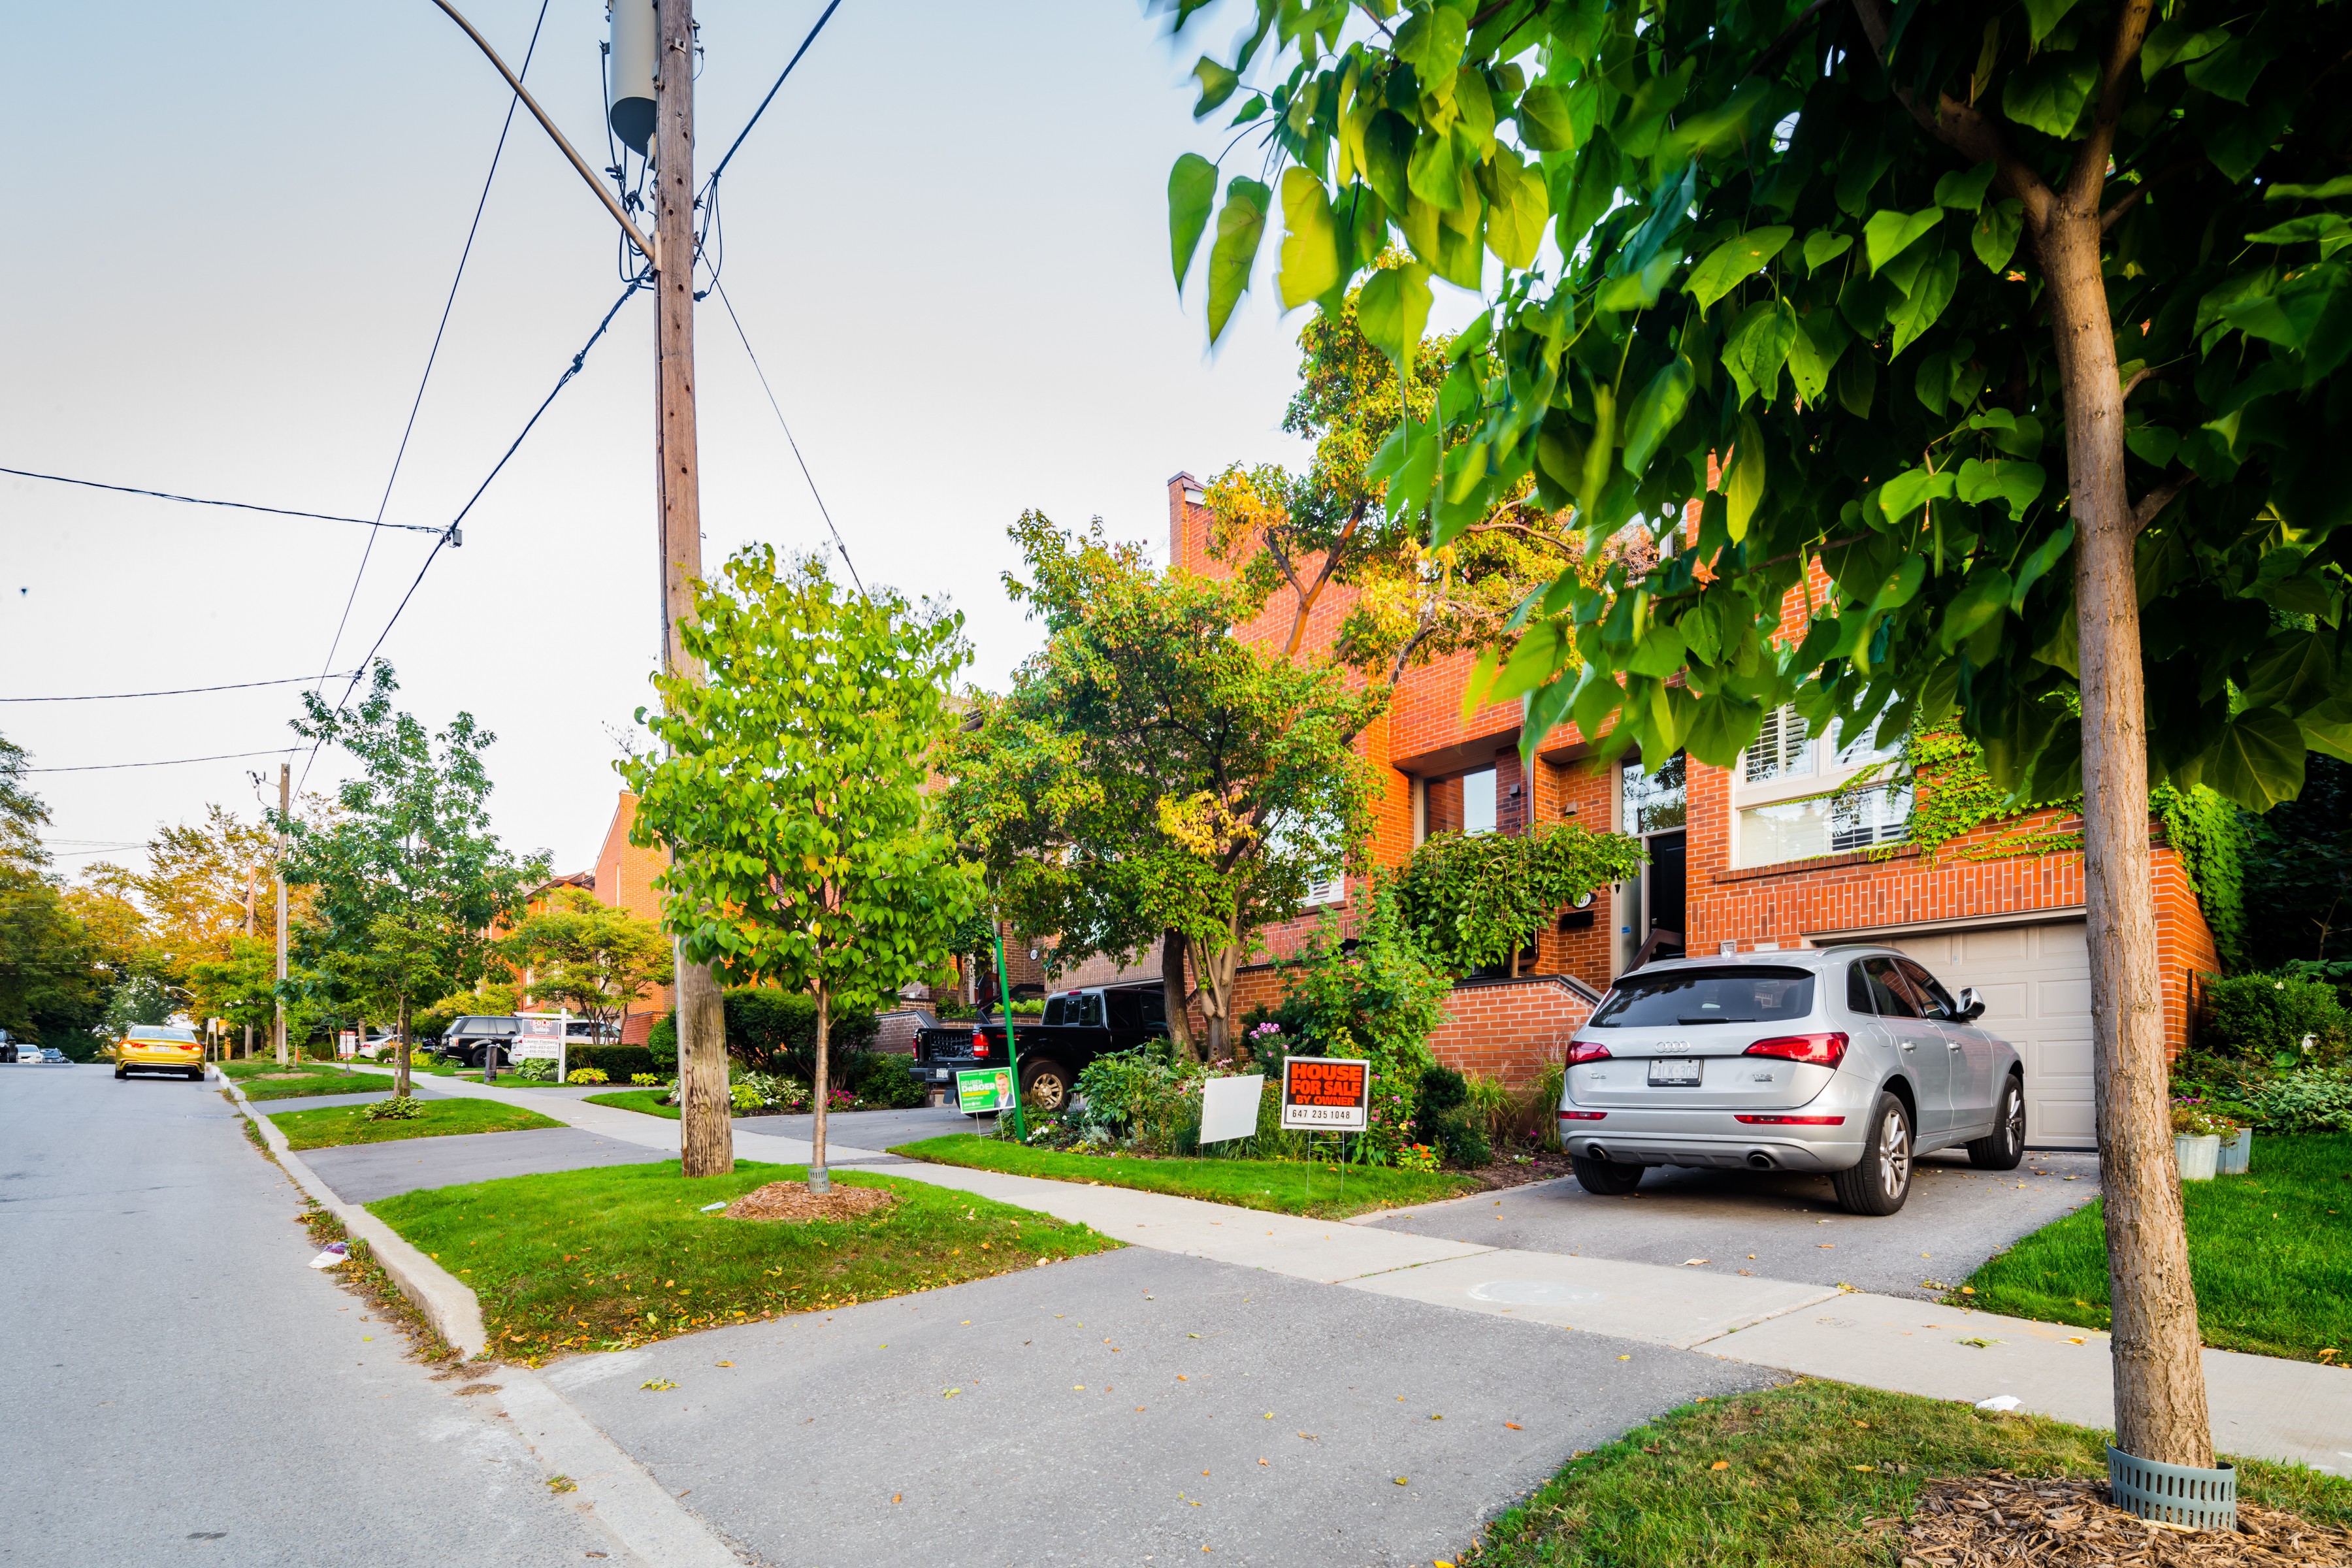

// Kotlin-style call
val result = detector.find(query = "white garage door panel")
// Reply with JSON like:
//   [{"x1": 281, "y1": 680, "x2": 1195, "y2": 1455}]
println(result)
[{"x1": 1882, "y1": 921, "x2": 2095, "y2": 1151}]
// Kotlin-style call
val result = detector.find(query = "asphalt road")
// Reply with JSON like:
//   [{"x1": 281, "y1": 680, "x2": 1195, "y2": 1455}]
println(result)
[
  {"x1": 554, "y1": 1245, "x2": 1778, "y2": 1568},
  {"x1": 1368, "y1": 1150, "x2": 2103, "y2": 1298},
  {"x1": 0, "y1": 1067, "x2": 627, "y2": 1567}
]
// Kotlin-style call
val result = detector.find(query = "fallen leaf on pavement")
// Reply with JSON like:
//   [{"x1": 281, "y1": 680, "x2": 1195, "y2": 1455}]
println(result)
[
  {"x1": 1504, "y1": 1422, "x2": 1523, "y2": 1430},
  {"x1": 1683, "y1": 1258, "x2": 1710, "y2": 1266},
  {"x1": 640, "y1": 1379, "x2": 677, "y2": 1392},
  {"x1": 891, "y1": 1494, "x2": 901, "y2": 1504},
  {"x1": 1394, "y1": 1477, "x2": 1409, "y2": 1486}
]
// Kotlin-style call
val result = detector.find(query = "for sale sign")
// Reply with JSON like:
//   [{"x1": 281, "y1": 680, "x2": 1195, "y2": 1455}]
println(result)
[
  {"x1": 1279, "y1": 1056, "x2": 1370, "y2": 1132},
  {"x1": 510, "y1": 1015, "x2": 566, "y2": 1061}
]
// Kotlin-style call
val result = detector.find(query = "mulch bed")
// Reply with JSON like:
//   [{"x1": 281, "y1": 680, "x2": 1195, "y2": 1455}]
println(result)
[
  {"x1": 1465, "y1": 1149, "x2": 1581, "y2": 1189},
  {"x1": 723, "y1": 1181, "x2": 898, "y2": 1224},
  {"x1": 1888, "y1": 1471, "x2": 2352, "y2": 1566}
]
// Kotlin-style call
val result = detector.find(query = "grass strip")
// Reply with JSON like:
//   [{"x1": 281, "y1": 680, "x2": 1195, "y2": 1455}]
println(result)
[
  {"x1": 1455, "y1": 1377, "x2": 2351, "y2": 1568},
  {"x1": 225, "y1": 1064, "x2": 398, "y2": 1101},
  {"x1": 367, "y1": 1158, "x2": 1119, "y2": 1361},
  {"x1": 890, "y1": 1133, "x2": 1481, "y2": 1219},
  {"x1": 1961, "y1": 1133, "x2": 2351, "y2": 1363},
  {"x1": 267, "y1": 1097, "x2": 564, "y2": 1151},
  {"x1": 582, "y1": 1088, "x2": 678, "y2": 1120}
]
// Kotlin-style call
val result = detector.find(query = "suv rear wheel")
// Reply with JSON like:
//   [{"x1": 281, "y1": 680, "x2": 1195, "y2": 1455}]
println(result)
[
  {"x1": 1569, "y1": 1155, "x2": 1646, "y2": 1196},
  {"x1": 1967, "y1": 1074, "x2": 2027, "y2": 1170},
  {"x1": 1832, "y1": 1092, "x2": 1914, "y2": 1215},
  {"x1": 1021, "y1": 1059, "x2": 1072, "y2": 1114}
]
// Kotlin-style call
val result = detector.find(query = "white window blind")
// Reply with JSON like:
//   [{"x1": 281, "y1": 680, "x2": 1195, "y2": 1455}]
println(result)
[
  {"x1": 1745, "y1": 706, "x2": 1814, "y2": 784},
  {"x1": 1303, "y1": 873, "x2": 1346, "y2": 907}
]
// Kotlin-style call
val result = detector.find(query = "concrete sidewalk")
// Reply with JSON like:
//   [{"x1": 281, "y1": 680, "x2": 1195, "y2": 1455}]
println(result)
[{"x1": 414, "y1": 1075, "x2": 2352, "y2": 1472}]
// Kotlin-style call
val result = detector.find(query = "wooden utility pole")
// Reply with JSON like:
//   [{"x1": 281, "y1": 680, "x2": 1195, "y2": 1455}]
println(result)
[
  {"x1": 241, "y1": 866, "x2": 258, "y2": 1060},
  {"x1": 273, "y1": 762, "x2": 289, "y2": 1066},
  {"x1": 655, "y1": 0, "x2": 732, "y2": 1178}
]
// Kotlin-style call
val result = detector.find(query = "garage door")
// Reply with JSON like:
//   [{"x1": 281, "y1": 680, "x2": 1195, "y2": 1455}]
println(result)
[{"x1": 1874, "y1": 921, "x2": 2094, "y2": 1149}]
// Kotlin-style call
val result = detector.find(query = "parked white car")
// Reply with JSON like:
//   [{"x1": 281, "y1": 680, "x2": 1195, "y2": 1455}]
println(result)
[{"x1": 1558, "y1": 947, "x2": 2027, "y2": 1215}]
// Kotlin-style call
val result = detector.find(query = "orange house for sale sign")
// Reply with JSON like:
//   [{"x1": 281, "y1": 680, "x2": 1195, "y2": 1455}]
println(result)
[{"x1": 1279, "y1": 1056, "x2": 1370, "y2": 1132}]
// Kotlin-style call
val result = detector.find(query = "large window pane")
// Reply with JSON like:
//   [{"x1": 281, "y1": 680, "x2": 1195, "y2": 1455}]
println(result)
[
  {"x1": 1622, "y1": 751, "x2": 1686, "y2": 832},
  {"x1": 1737, "y1": 783, "x2": 1911, "y2": 866},
  {"x1": 1462, "y1": 766, "x2": 1497, "y2": 835}
]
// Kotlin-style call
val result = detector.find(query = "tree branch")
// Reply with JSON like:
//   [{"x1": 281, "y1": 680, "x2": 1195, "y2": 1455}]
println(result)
[
  {"x1": 2068, "y1": 0, "x2": 2157, "y2": 213},
  {"x1": 2132, "y1": 471, "x2": 2195, "y2": 535},
  {"x1": 2101, "y1": 157, "x2": 2203, "y2": 233},
  {"x1": 1748, "y1": 0, "x2": 1836, "y2": 79},
  {"x1": 1849, "y1": 0, "x2": 2055, "y2": 231},
  {"x1": 2119, "y1": 367, "x2": 2152, "y2": 404}
]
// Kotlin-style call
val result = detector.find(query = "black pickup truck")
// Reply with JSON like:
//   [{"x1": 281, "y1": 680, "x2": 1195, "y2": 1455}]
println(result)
[{"x1": 915, "y1": 982, "x2": 1170, "y2": 1113}]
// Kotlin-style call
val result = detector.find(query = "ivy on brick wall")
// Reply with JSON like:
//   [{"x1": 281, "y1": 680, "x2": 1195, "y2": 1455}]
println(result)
[
  {"x1": 2150, "y1": 785, "x2": 2247, "y2": 972},
  {"x1": 1879, "y1": 724, "x2": 2083, "y2": 869}
]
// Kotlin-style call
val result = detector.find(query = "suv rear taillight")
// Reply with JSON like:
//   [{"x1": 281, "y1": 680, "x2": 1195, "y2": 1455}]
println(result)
[
  {"x1": 971, "y1": 1031, "x2": 989, "y2": 1060},
  {"x1": 1565, "y1": 1039, "x2": 1610, "y2": 1065},
  {"x1": 1742, "y1": 1031, "x2": 1848, "y2": 1068}
]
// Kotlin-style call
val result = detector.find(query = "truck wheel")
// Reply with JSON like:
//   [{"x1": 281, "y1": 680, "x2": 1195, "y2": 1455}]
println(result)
[
  {"x1": 1831, "y1": 1092, "x2": 1915, "y2": 1216},
  {"x1": 1021, "y1": 1060, "x2": 1072, "y2": 1114},
  {"x1": 1569, "y1": 1155, "x2": 1646, "y2": 1196}
]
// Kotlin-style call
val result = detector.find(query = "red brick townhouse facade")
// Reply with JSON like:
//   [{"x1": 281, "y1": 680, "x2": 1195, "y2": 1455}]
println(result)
[{"x1": 1056, "y1": 474, "x2": 2223, "y2": 1151}]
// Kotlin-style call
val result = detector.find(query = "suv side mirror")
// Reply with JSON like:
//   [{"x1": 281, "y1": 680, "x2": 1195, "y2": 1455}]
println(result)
[{"x1": 1955, "y1": 986, "x2": 1987, "y2": 1022}]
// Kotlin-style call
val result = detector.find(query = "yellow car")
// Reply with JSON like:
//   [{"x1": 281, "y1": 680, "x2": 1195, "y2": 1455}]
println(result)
[{"x1": 114, "y1": 1024, "x2": 204, "y2": 1081}]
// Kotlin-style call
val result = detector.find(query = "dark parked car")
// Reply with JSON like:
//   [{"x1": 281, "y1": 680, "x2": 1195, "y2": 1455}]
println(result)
[
  {"x1": 431, "y1": 1015, "x2": 523, "y2": 1071},
  {"x1": 915, "y1": 983, "x2": 1170, "y2": 1113}
]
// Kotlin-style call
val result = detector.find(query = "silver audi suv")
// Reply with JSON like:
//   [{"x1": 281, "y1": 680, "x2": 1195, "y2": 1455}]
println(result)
[{"x1": 1556, "y1": 947, "x2": 2027, "y2": 1215}]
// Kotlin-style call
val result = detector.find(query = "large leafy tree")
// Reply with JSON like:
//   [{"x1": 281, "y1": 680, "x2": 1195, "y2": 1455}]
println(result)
[
  {"x1": 943, "y1": 515, "x2": 1382, "y2": 1059},
  {"x1": 491, "y1": 887, "x2": 674, "y2": 1037},
  {"x1": 625, "y1": 548, "x2": 978, "y2": 1190},
  {"x1": 1158, "y1": 0, "x2": 2352, "y2": 1468},
  {"x1": 284, "y1": 665, "x2": 546, "y2": 1096},
  {"x1": 0, "y1": 734, "x2": 125, "y2": 1051}
]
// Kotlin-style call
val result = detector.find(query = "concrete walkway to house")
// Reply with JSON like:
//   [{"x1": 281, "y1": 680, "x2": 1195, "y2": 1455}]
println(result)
[{"x1": 395, "y1": 1073, "x2": 2352, "y2": 1473}]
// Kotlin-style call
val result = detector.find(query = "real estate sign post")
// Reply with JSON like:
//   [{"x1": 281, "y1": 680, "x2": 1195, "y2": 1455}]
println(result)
[
  {"x1": 512, "y1": 1013, "x2": 568, "y2": 1084},
  {"x1": 1280, "y1": 1056, "x2": 1370, "y2": 1201}
]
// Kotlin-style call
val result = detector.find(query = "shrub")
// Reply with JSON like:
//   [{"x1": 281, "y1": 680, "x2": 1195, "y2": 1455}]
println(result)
[
  {"x1": 1075, "y1": 1048, "x2": 1194, "y2": 1151},
  {"x1": 2239, "y1": 1067, "x2": 2352, "y2": 1134},
  {"x1": 564, "y1": 1067, "x2": 609, "y2": 1085},
  {"x1": 1275, "y1": 877, "x2": 1450, "y2": 1159},
  {"x1": 729, "y1": 1081, "x2": 765, "y2": 1114},
  {"x1": 1414, "y1": 1065, "x2": 1492, "y2": 1167},
  {"x1": 645, "y1": 1013, "x2": 677, "y2": 1071},
  {"x1": 2200, "y1": 973, "x2": 2351, "y2": 1066},
  {"x1": 565, "y1": 1044, "x2": 658, "y2": 1081},
  {"x1": 364, "y1": 1096, "x2": 425, "y2": 1121},
  {"x1": 630, "y1": 1072, "x2": 661, "y2": 1087},
  {"x1": 513, "y1": 1056, "x2": 557, "y2": 1083},
  {"x1": 845, "y1": 1049, "x2": 927, "y2": 1109},
  {"x1": 721, "y1": 987, "x2": 880, "y2": 1076}
]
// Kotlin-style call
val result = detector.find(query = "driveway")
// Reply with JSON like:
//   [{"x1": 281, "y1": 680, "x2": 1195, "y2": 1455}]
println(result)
[
  {"x1": 1367, "y1": 1151, "x2": 2102, "y2": 1298},
  {"x1": 551, "y1": 1245, "x2": 1775, "y2": 1568}
]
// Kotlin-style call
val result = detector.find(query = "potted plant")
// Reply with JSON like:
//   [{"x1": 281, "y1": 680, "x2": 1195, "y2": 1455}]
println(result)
[
  {"x1": 2170, "y1": 1100, "x2": 2230, "y2": 1181},
  {"x1": 2215, "y1": 1117, "x2": 2252, "y2": 1175}
]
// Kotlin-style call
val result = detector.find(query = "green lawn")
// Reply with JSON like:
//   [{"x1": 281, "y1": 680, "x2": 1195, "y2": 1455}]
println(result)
[
  {"x1": 223, "y1": 1062, "x2": 398, "y2": 1101},
  {"x1": 1961, "y1": 1134, "x2": 2351, "y2": 1363},
  {"x1": 367, "y1": 1158, "x2": 1119, "y2": 1360},
  {"x1": 582, "y1": 1089, "x2": 678, "y2": 1119},
  {"x1": 1455, "y1": 1378, "x2": 2349, "y2": 1568},
  {"x1": 889, "y1": 1134, "x2": 1482, "y2": 1219},
  {"x1": 267, "y1": 1098, "x2": 565, "y2": 1151}
]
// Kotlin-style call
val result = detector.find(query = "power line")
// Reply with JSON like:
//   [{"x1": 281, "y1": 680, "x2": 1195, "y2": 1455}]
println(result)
[
  {"x1": 309, "y1": 0, "x2": 556, "y2": 701},
  {"x1": 708, "y1": 276, "x2": 863, "y2": 594},
  {"x1": 0, "y1": 672, "x2": 360, "y2": 704},
  {"x1": 700, "y1": 0, "x2": 845, "y2": 195},
  {"x1": 26, "y1": 748, "x2": 297, "y2": 775},
  {"x1": 0, "y1": 466, "x2": 439, "y2": 534},
  {"x1": 297, "y1": 270, "x2": 653, "y2": 795}
]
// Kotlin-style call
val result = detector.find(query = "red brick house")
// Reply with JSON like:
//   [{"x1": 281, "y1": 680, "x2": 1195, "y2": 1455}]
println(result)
[{"x1": 1056, "y1": 474, "x2": 2223, "y2": 1151}]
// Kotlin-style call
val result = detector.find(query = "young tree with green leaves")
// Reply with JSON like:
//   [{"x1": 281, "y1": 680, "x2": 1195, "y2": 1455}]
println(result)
[
  {"x1": 284, "y1": 664, "x2": 546, "y2": 1098},
  {"x1": 624, "y1": 548, "x2": 978, "y2": 1192},
  {"x1": 1156, "y1": 0, "x2": 2352, "y2": 1469},
  {"x1": 942, "y1": 515, "x2": 1383, "y2": 1060},
  {"x1": 493, "y1": 887, "x2": 674, "y2": 1037}
]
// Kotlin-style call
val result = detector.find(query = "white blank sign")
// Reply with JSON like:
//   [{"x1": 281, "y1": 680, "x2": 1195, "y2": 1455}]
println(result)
[{"x1": 1198, "y1": 1075, "x2": 1265, "y2": 1145}]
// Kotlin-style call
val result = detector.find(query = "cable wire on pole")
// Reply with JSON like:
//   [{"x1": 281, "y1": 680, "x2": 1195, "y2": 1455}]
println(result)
[
  {"x1": 0, "y1": 468, "x2": 442, "y2": 533},
  {"x1": 699, "y1": 0, "x2": 845, "y2": 197},
  {"x1": 310, "y1": 0, "x2": 556, "y2": 706},
  {"x1": 708, "y1": 276, "x2": 863, "y2": 594},
  {"x1": 27, "y1": 748, "x2": 299, "y2": 775},
  {"x1": 297, "y1": 271, "x2": 652, "y2": 794},
  {"x1": 0, "y1": 673, "x2": 361, "y2": 704}
]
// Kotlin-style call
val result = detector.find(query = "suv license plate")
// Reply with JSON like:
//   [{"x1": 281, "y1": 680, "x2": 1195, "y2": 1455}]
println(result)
[{"x1": 1646, "y1": 1058, "x2": 1703, "y2": 1086}]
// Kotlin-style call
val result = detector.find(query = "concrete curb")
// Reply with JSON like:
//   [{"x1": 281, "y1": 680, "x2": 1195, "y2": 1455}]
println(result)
[
  {"x1": 497, "y1": 1367, "x2": 747, "y2": 1567},
  {"x1": 223, "y1": 1076, "x2": 489, "y2": 1358}
]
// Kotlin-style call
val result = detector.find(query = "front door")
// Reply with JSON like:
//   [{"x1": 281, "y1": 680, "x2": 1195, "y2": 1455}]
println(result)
[{"x1": 1646, "y1": 831, "x2": 1686, "y2": 958}]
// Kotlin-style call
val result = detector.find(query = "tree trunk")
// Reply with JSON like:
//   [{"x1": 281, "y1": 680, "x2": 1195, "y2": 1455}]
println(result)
[
  {"x1": 1196, "y1": 919, "x2": 1244, "y2": 1062},
  {"x1": 675, "y1": 941, "x2": 733, "y2": 1177},
  {"x1": 396, "y1": 996, "x2": 412, "y2": 1099},
  {"x1": 1160, "y1": 929, "x2": 1201, "y2": 1061},
  {"x1": 809, "y1": 980, "x2": 832, "y2": 1196},
  {"x1": 2043, "y1": 204, "x2": 2213, "y2": 1468}
]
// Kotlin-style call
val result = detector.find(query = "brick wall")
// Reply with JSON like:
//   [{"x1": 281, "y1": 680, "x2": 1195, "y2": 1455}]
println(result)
[{"x1": 594, "y1": 792, "x2": 673, "y2": 1018}]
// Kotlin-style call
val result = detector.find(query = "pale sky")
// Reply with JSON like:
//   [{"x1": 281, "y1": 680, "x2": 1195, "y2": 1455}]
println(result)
[{"x1": 3, "y1": 0, "x2": 1483, "y2": 879}]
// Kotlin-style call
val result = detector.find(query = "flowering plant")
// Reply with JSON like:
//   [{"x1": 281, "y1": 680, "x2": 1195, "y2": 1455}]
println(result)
[{"x1": 1395, "y1": 1143, "x2": 1439, "y2": 1173}]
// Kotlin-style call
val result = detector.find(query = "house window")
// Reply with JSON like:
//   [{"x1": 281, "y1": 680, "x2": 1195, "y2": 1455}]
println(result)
[
  {"x1": 1622, "y1": 751, "x2": 1686, "y2": 833},
  {"x1": 1462, "y1": 767, "x2": 1497, "y2": 836},
  {"x1": 1303, "y1": 872, "x2": 1347, "y2": 907},
  {"x1": 1732, "y1": 707, "x2": 1910, "y2": 867}
]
